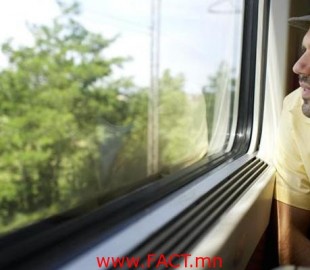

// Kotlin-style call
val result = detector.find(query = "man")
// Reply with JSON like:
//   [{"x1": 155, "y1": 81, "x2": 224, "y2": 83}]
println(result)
[{"x1": 274, "y1": 15, "x2": 310, "y2": 266}]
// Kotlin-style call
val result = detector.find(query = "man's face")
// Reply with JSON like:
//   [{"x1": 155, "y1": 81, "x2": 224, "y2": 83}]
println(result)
[{"x1": 293, "y1": 28, "x2": 310, "y2": 117}]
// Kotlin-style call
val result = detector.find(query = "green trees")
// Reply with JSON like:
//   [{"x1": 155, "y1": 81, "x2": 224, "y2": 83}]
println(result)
[
  {"x1": 0, "y1": 1, "x2": 211, "y2": 235},
  {"x1": 159, "y1": 70, "x2": 208, "y2": 173},
  {"x1": 0, "y1": 2, "x2": 134, "y2": 233}
]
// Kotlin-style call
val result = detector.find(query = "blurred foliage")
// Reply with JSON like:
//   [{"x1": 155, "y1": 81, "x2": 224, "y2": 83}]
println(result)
[
  {"x1": 0, "y1": 1, "x2": 215, "y2": 235},
  {"x1": 0, "y1": 1, "x2": 134, "y2": 233}
]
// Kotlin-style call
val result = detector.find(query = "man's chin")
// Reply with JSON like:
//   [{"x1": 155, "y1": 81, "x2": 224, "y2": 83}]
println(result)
[{"x1": 302, "y1": 103, "x2": 310, "y2": 118}]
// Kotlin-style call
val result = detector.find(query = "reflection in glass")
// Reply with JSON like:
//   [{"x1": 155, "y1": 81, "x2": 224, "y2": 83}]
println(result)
[{"x1": 0, "y1": 0, "x2": 244, "y2": 235}]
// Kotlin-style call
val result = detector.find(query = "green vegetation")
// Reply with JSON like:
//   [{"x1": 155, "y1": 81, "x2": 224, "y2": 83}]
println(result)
[
  {"x1": 0, "y1": 1, "x2": 226, "y2": 235},
  {"x1": 0, "y1": 2, "x2": 240, "y2": 235},
  {"x1": 0, "y1": 1, "x2": 137, "y2": 233}
]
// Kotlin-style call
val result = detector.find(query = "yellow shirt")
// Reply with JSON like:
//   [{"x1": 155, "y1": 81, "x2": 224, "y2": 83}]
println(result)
[{"x1": 274, "y1": 87, "x2": 310, "y2": 210}]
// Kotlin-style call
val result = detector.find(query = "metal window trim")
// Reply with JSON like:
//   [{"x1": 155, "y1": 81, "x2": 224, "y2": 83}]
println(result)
[{"x1": 48, "y1": 154, "x2": 263, "y2": 270}]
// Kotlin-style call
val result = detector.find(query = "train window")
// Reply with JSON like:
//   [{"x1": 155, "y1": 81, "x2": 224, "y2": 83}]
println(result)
[{"x1": 0, "y1": 0, "x2": 246, "y2": 239}]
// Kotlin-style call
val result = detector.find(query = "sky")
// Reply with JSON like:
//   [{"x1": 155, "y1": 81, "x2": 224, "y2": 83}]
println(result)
[{"x1": 0, "y1": 0, "x2": 244, "y2": 93}]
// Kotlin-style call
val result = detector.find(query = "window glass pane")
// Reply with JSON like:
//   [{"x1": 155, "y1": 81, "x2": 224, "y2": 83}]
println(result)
[{"x1": 0, "y1": 0, "x2": 244, "y2": 235}]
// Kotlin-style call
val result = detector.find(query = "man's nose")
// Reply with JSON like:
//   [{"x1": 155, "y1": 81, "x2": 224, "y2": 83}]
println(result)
[{"x1": 293, "y1": 53, "x2": 310, "y2": 75}]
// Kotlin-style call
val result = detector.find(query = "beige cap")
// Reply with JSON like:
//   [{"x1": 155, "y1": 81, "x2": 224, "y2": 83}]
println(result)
[{"x1": 288, "y1": 15, "x2": 310, "y2": 31}]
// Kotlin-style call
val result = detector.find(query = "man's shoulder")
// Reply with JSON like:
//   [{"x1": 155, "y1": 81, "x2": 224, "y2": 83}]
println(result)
[
  {"x1": 283, "y1": 88, "x2": 302, "y2": 111},
  {"x1": 279, "y1": 88, "x2": 307, "y2": 128}
]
